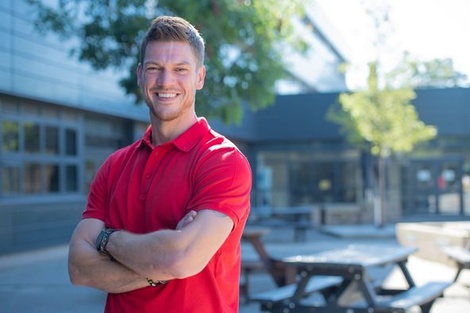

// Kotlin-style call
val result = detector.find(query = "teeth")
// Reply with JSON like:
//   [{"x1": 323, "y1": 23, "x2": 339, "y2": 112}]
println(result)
[{"x1": 158, "y1": 93, "x2": 177, "y2": 98}]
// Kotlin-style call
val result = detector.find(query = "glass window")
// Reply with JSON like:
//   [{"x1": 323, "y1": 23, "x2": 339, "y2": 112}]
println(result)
[
  {"x1": 66, "y1": 165, "x2": 78, "y2": 192},
  {"x1": 2, "y1": 166, "x2": 20, "y2": 195},
  {"x1": 24, "y1": 163, "x2": 41, "y2": 194},
  {"x1": 290, "y1": 162, "x2": 315, "y2": 205},
  {"x1": 65, "y1": 128, "x2": 77, "y2": 156},
  {"x1": 45, "y1": 164, "x2": 59, "y2": 192},
  {"x1": 45, "y1": 126, "x2": 59, "y2": 155},
  {"x1": 0, "y1": 99, "x2": 82, "y2": 198},
  {"x1": 2, "y1": 120, "x2": 19, "y2": 152},
  {"x1": 314, "y1": 162, "x2": 334, "y2": 202},
  {"x1": 24, "y1": 122, "x2": 40, "y2": 153},
  {"x1": 339, "y1": 162, "x2": 358, "y2": 202}
]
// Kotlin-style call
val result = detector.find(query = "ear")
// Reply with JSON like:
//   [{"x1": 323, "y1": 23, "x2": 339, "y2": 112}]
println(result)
[
  {"x1": 137, "y1": 63, "x2": 143, "y2": 87},
  {"x1": 196, "y1": 65, "x2": 206, "y2": 90}
]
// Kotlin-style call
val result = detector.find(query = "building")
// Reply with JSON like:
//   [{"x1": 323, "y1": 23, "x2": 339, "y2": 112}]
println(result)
[
  {"x1": 0, "y1": 0, "x2": 148, "y2": 254},
  {"x1": 215, "y1": 88, "x2": 470, "y2": 224},
  {"x1": 0, "y1": 1, "x2": 347, "y2": 254}
]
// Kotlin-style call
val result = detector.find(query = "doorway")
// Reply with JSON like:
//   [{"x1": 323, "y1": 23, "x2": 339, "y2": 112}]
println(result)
[{"x1": 403, "y1": 158, "x2": 464, "y2": 216}]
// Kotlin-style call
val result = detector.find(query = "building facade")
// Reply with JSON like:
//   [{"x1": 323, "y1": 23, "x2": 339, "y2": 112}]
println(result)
[
  {"x1": 0, "y1": 1, "x2": 150, "y2": 254},
  {"x1": 0, "y1": 1, "x2": 348, "y2": 254},
  {"x1": 215, "y1": 88, "x2": 470, "y2": 224}
]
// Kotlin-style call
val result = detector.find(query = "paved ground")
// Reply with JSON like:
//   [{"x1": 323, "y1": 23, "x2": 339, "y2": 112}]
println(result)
[{"x1": 0, "y1": 225, "x2": 469, "y2": 313}]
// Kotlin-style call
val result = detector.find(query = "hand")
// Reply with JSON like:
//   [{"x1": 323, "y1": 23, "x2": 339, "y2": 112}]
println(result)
[{"x1": 176, "y1": 210, "x2": 197, "y2": 230}]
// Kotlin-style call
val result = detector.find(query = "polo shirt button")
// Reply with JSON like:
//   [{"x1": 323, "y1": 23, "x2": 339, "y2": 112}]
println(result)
[{"x1": 145, "y1": 174, "x2": 151, "y2": 179}]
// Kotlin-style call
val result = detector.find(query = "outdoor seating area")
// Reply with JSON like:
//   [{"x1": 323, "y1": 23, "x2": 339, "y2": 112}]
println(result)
[
  {"x1": 239, "y1": 223, "x2": 470, "y2": 313},
  {"x1": 249, "y1": 245, "x2": 450, "y2": 313}
]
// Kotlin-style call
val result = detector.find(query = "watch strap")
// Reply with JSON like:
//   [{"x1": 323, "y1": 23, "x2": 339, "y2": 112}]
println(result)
[{"x1": 96, "y1": 228, "x2": 118, "y2": 257}]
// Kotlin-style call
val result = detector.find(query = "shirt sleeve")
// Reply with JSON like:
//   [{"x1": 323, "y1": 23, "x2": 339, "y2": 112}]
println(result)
[{"x1": 188, "y1": 146, "x2": 252, "y2": 227}]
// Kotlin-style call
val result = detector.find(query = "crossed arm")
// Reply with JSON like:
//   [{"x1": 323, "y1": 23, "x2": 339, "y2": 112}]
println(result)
[{"x1": 68, "y1": 210, "x2": 233, "y2": 293}]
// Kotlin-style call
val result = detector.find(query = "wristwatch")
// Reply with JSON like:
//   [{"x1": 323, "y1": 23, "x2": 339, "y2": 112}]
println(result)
[{"x1": 96, "y1": 228, "x2": 118, "y2": 258}]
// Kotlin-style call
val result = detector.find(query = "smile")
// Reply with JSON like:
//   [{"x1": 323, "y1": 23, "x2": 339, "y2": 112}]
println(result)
[{"x1": 157, "y1": 93, "x2": 178, "y2": 98}]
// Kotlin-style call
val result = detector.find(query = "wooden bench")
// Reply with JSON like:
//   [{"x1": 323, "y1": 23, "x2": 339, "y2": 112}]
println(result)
[
  {"x1": 251, "y1": 266, "x2": 392, "y2": 312},
  {"x1": 372, "y1": 281, "x2": 452, "y2": 313},
  {"x1": 253, "y1": 279, "x2": 450, "y2": 313},
  {"x1": 442, "y1": 244, "x2": 470, "y2": 284},
  {"x1": 343, "y1": 267, "x2": 450, "y2": 313},
  {"x1": 251, "y1": 276, "x2": 343, "y2": 311},
  {"x1": 250, "y1": 246, "x2": 451, "y2": 313}
]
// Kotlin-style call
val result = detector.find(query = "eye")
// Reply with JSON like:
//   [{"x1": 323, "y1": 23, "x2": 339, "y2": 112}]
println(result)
[
  {"x1": 146, "y1": 65, "x2": 160, "y2": 72},
  {"x1": 175, "y1": 67, "x2": 189, "y2": 73}
]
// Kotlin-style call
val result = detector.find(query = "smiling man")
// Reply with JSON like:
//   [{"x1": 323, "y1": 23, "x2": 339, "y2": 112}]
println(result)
[{"x1": 67, "y1": 16, "x2": 252, "y2": 313}]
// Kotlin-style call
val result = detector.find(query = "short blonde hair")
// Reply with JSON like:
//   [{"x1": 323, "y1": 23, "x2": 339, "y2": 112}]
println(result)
[{"x1": 139, "y1": 16, "x2": 205, "y2": 67}]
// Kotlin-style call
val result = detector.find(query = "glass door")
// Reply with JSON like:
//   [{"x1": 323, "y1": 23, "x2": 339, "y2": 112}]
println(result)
[{"x1": 405, "y1": 158, "x2": 464, "y2": 216}]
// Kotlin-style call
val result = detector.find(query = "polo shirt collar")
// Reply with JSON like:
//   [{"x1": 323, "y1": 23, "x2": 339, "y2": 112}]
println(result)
[{"x1": 139, "y1": 117, "x2": 210, "y2": 152}]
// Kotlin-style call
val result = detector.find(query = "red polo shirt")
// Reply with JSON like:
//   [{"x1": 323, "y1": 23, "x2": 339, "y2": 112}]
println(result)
[{"x1": 82, "y1": 118, "x2": 252, "y2": 313}]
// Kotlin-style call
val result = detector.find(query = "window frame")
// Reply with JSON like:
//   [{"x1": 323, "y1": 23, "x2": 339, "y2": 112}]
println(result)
[{"x1": 0, "y1": 99, "x2": 82, "y2": 199}]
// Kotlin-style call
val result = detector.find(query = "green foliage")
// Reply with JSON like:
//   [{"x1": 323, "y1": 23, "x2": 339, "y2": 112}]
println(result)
[
  {"x1": 403, "y1": 55, "x2": 470, "y2": 88},
  {"x1": 25, "y1": 0, "x2": 311, "y2": 124},
  {"x1": 328, "y1": 62, "x2": 437, "y2": 158}
]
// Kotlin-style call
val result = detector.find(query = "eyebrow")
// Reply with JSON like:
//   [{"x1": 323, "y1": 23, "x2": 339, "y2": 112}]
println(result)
[{"x1": 144, "y1": 61, "x2": 192, "y2": 67}]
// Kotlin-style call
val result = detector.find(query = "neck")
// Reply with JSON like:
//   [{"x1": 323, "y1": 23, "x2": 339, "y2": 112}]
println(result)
[{"x1": 150, "y1": 114, "x2": 197, "y2": 146}]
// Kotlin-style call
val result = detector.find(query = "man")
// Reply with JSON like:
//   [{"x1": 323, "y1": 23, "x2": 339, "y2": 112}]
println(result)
[{"x1": 68, "y1": 16, "x2": 252, "y2": 313}]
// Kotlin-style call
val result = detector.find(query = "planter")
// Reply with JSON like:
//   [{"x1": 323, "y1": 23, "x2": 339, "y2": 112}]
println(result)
[{"x1": 396, "y1": 222, "x2": 470, "y2": 266}]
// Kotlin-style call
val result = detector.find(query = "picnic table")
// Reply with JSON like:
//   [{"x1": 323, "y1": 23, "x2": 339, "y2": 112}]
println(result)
[
  {"x1": 252, "y1": 244, "x2": 451, "y2": 313},
  {"x1": 240, "y1": 227, "x2": 287, "y2": 300},
  {"x1": 442, "y1": 243, "x2": 470, "y2": 285},
  {"x1": 268, "y1": 206, "x2": 313, "y2": 241}
]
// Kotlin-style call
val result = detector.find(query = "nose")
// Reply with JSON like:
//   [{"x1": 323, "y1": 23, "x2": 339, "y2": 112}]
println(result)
[{"x1": 157, "y1": 70, "x2": 174, "y2": 86}]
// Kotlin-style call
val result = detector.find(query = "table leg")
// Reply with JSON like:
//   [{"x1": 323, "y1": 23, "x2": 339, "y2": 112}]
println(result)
[
  {"x1": 284, "y1": 263, "x2": 297, "y2": 285},
  {"x1": 397, "y1": 261, "x2": 416, "y2": 288}
]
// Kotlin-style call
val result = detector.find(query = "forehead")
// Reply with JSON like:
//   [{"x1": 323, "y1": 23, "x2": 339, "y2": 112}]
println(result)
[{"x1": 143, "y1": 41, "x2": 197, "y2": 65}]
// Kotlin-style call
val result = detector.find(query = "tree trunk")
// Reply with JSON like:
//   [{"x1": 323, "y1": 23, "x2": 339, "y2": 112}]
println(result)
[{"x1": 377, "y1": 155, "x2": 387, "y2": 227}]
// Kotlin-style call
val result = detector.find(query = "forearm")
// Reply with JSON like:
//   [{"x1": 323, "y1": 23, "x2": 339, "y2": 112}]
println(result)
[
  {"x1": 68, "y1": 218, "x2": 150, "y2": 293},
  {"x1": 105, "y1": 210, "x2": 232, "y2": 280},
  {"x1": 69, "y1": 238, "x2": 149, "y2": 293},
  {"x1": 106, "y1": 229, "x2": 185, "y2": 281}
]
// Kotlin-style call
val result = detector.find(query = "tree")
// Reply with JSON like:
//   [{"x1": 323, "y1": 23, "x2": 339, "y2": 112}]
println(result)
[
  {"x1": 328, "y1": 62, "x2": 437, "y2": 227},
  {"x1": 327, "y1": 0, "x2": 443, "y2": 227},
  {"x1": 25, "y1": 0, "x2": 311, "y2": 124},
  {"x1": 389, "y1": 53, "x2": 469, "y2": 89}
]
